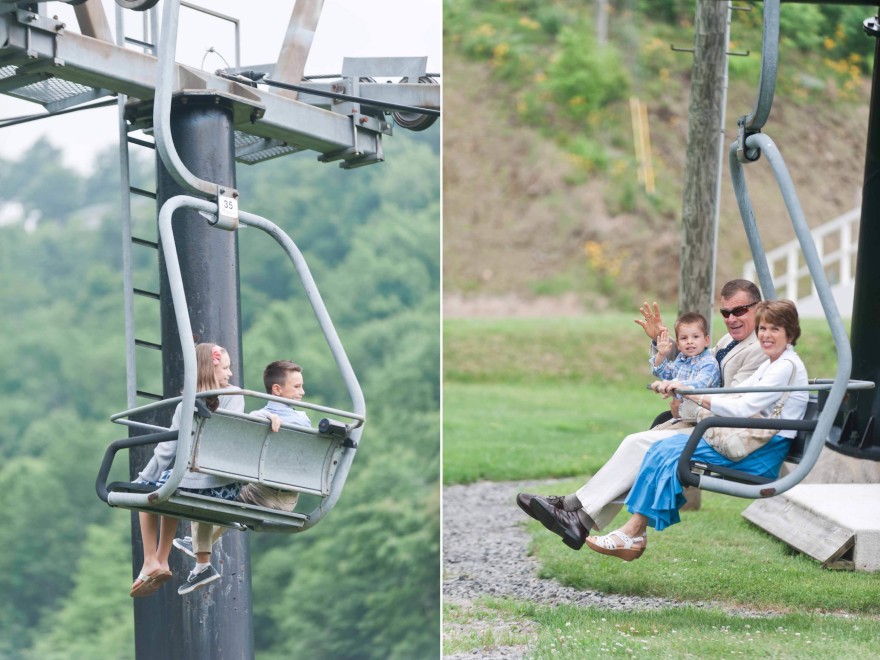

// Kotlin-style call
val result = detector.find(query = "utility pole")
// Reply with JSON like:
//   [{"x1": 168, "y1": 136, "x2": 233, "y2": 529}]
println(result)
[
  {"x1": 678, "y1": 0, "x2": 730, "y2": 510},
  {"x1": 679, "y1": 0, "x2": 730, "y2": 328}
]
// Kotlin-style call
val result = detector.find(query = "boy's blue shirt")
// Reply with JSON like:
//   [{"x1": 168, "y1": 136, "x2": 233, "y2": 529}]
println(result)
[
  {"x1": 650, "y1": 347, "x2": 721, "y2": 389},
  {"x1": 254, "y1": 400, "x2": 312, "y2": 428}
]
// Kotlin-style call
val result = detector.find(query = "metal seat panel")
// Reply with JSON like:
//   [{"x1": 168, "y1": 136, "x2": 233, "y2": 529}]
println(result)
[
  {"x1": 193, "y1": 413, "x2": 266, "y2": 482},
  {"x1": 260, "y1": 430, "x2": 337, "y2": 496},
  {"x1": 192, "y1": 411, "x2": 340, "y2": 497}
]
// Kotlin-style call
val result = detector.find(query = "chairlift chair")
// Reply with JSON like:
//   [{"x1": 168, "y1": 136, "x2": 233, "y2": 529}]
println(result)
[
  {"x1": 675, "y1": 0, "x2": 874, "y2": 498},
  {"x1": 98, "y1": 387, "x2": 364, "y2": 533},
  {"x1": 97, "y1": 196, "x2": 366, "y2": 533},
  {"x1": 97, "y1": 0, "x2": 365, "y2": 533}
]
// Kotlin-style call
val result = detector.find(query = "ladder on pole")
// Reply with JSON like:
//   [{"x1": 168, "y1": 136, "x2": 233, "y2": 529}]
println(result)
[{"x1": 116, "y1": 4, "x2": 162, "y2": 406}]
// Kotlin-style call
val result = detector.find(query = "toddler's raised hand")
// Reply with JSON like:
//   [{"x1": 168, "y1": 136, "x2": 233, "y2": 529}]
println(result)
[{"x1": 656, "y1": 329, "x2": 673, "y2": 357}]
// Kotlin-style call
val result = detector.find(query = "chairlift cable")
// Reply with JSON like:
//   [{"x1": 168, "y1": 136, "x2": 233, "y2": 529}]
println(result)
[
  {"x1": 302, "y1": 72, "x2": 441, "y2": 80},
  {"x1": 217, "y1": 70, "x2": 440, "y2": 117}
]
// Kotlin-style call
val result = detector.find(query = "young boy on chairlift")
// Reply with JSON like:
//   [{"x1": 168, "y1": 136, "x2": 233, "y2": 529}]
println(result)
[
  {"x1": 172, "y1": 360, "x2": 311, "y2": 564},
  {"x1": 239, "y1": 360, "x2": 311, "y2": 511},
  {"x1": 650, "y1": 311, "x2": 721, "y2": 399}
]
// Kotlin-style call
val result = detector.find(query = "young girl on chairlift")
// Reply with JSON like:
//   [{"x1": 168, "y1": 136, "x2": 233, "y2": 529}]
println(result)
[{"x1": 129, "y1": 342, "x2": 244, "y2": 597}]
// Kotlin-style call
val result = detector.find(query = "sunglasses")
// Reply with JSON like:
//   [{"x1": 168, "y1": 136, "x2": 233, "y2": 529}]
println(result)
[{"x1": 720, "y1": 301, "x2": 758, "y2": 319}]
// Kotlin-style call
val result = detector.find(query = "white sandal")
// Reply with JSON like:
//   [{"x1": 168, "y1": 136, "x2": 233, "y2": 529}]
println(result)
[{"x1": 585, "y1": 529, "x2": 646, "y2": 561}]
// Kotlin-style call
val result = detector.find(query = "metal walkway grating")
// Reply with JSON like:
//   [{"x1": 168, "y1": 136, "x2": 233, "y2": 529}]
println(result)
[
  {"x1": 233, "y1": 131, "x2": 303, "y2": 165},
  {"x1": 0, "y1": 64, "x2": 112, "y2": 111}
]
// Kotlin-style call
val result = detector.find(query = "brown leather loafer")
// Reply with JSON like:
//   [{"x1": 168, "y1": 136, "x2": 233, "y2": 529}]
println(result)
[
  {"x1": 515, "y1": 493, "x2": 564, "y2": 521},
  {"x1": 530, "y1": 496, "x2": 588, "y2": 550}
]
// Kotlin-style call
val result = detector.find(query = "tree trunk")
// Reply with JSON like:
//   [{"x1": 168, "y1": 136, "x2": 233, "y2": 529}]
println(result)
[{"x1": 679, "y1": 0, "x2": 730, "y2": 510}]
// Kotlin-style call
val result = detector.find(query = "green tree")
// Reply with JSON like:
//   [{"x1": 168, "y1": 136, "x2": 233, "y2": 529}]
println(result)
[
  {"x1": 263, "y1": 419, "x2": 440, "y2": 660},
  {"x1": 0, "y1": 458, "x2": 83, "y2": 652},
  {"x1": 0, "y1": 138, "x2": 85, "y2": 221},
  {"x1": 0, "y1": 122, "x2": 440, "y2": 659},
  {"x1": 28, "y1": 515, "x2": 135, "y2": 660}
]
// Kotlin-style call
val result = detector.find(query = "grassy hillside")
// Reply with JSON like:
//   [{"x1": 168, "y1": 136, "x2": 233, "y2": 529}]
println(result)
[{"x1": 443, "y1": 0, "x2": 872, "y2": 312}]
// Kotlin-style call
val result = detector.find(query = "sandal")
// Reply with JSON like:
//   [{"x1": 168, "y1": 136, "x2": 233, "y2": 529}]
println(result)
[
  {"x1": 585, "y1": 530, "x2": 646, "y2": 562},
  {"x1": 130, "y1": 569, "x2": 172, "y2": 598}
]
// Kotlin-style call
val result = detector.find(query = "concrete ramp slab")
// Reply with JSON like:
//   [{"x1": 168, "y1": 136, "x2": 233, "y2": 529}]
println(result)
[{"x1": 742, "y1": 484, "x2": 880, "y2": 572}]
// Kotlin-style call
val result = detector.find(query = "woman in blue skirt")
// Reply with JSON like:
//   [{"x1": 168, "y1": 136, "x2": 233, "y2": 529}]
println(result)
[{"x1": 586, "y1": 300, "x2": 809, "y2": 561}]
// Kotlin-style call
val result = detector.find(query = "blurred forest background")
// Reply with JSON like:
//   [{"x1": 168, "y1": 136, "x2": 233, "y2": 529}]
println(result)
[
  {"x1": 444, "y1": 0, "x2": 873, "y2": 313},
  {"x1": 0, "y1": 122, "x2": 439, "y2": 658}
]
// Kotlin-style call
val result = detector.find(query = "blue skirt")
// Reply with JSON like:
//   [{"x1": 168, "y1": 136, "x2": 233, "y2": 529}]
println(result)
[{"x1": 624, "y1": 433, "x2": 791, "y2": 531}]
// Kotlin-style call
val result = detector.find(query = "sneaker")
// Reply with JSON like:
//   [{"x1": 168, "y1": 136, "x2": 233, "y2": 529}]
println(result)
[
  {"x1": 172, "y1": 536, "x2": 195, "y2": 558},
  {"x1": 177, "y1": 565, "x2": 221, "y2": 595}
]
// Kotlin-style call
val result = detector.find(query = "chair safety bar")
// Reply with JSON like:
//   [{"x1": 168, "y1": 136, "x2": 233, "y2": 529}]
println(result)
[
  {"x1": 107, "y1": 195, "x2": 366, "y2": 532},
  {"x1": 111, "y1": 389, "x2": 364, "y2": 429},
  {"x1": 679, "y1": 380, "x2": 875, "y2": 396},
  {"x1": 675, "y1": 132, "x2": 862, "y2": 499}
]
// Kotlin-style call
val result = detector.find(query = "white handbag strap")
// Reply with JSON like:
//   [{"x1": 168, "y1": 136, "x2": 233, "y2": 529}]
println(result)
[{"x1": 770, "y1": 358, "x2": 798, "y2": 416}]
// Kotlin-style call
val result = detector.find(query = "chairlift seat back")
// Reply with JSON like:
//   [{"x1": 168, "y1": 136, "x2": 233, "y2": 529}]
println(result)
[
  {"x1": 191, "y1": 410, "x2": 343, "y2": 497},
  {"x1": 785, "y1": 394, "x2": 818, "y2": 465}
]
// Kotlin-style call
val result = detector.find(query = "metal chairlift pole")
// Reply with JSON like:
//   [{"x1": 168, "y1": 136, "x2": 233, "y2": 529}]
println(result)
[
  {"x1": 141, "y1": 92, "x2": 253, "y2": 660},
  {"x1": 834, "y1": 19, "x2": 880, "y2": 461}
]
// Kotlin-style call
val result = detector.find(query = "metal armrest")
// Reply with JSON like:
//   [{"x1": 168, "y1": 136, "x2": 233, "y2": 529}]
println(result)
[{"x1": 95, "y1": 429, "x2": 178, "y2": 503}]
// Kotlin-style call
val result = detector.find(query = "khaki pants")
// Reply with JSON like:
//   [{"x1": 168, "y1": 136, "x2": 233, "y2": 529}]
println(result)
[
  {"x1": 237, "y1": 483, "x2": 300, "y2": 511},
  {"x1": 191, "y1": 522, "x2": 226, "y2": 555},
  {"x1": 191, "y1": 485, "x2": 300, "y2": 554},
  {"x1": 575, "y1": 428, "x2": 684, "y2": 531}
]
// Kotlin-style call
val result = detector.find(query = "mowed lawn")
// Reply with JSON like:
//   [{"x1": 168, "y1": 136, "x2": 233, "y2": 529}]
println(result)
[
  {"x1": 443, "y1": 381, "x2": 658, "y2": 484},
  {"x1": 443, "y1": 315, "x2": 879, "y2": 657}
]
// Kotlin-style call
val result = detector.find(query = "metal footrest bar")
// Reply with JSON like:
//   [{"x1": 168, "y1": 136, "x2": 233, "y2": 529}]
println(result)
[
  {"x1": 132, "y1": 237, "x2": 158, "y2": 249},
  {"x1": 130, "y1": 186, "x2": 157, "y2": 199},
  {"x1": 105, "y1": 483, "x2": 308, "y2": 531},
  {"x1": 133, "y1": 288, "x2": 160, "y2": 300}
]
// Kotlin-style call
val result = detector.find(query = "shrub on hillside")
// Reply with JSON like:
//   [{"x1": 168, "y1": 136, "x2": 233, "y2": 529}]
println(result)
[{"x1": 544, "y1": 24, "x2": 630, "y2": 122}]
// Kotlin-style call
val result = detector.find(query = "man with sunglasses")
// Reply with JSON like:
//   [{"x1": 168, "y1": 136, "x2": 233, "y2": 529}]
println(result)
[{"x1": 517, "y1": 279, "x2": 765, "y2": 551}]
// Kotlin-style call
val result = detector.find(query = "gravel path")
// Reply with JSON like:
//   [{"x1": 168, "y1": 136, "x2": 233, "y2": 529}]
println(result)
[
  {"x1": 442, "y1": 479, "x2": 683, "y2": 659},
  {"x1": 443, "y1": 479, "x2": 680, "y2": 610}
]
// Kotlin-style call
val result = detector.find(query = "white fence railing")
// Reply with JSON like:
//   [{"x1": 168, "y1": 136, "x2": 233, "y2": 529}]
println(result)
[{"x1": 742, "y1": 207, "x2": 860, "y2": 317}]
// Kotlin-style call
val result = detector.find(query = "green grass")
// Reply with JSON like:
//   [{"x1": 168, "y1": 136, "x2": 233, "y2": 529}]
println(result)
[
  {"x1": 444, "y1": 315, "x2": 661, "y2": 386},
  {"x1": 442, "y1": 316, "x2": 878, "y2": 655},
  {"x1": 444, "y1": 316, "x2": 842, "y2": 387},
  {"x1": 443, "y1": 382, "x2": 656, "y2": 484},
  {"x1": 444, "y1": 599, "x2": 880, "y2": 658},
  {"x1": 526, "y1": 484, "x2": 879, "y2": 613}
]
